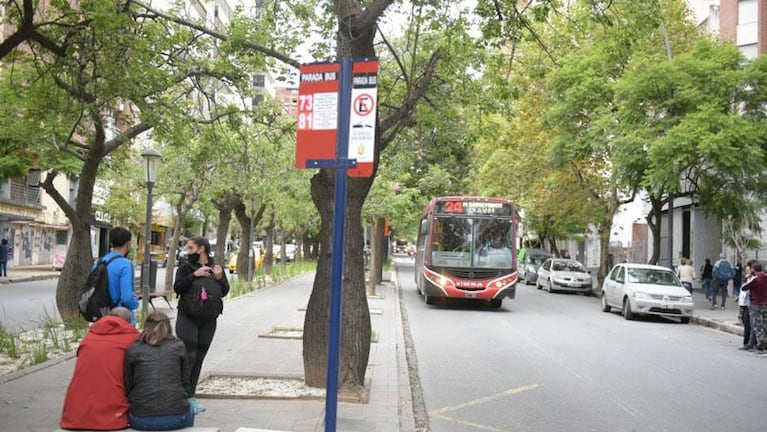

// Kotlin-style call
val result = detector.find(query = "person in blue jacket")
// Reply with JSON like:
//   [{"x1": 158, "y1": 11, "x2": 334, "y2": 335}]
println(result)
[{"x1": 97, "y1": 227, "x2": 139, "y2": 324}]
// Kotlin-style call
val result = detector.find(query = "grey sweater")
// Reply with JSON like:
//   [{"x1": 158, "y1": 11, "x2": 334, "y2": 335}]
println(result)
[{"x1": 124, "y1": 339, "x2": 189, "y2": 417}]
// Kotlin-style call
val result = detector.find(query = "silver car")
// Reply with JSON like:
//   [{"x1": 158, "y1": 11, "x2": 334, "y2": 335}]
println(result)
[
  {"x1": 536, "y1": 258, "x2": 593, "y2": 295},
  {"x1": 601, "y1": 263, "x2": 693, "y2": 323}
]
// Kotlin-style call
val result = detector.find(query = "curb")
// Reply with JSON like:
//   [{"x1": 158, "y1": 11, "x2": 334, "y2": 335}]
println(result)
[
  {"x1": 693, "y1": 315, "x2": 744, "y2": 336},
  {"x1": 392, "y1": 269, "x2": 417, "y2": 432},
  {"x1": 0, "y1": 350, "x2": 76, "y2": 386},
  {"x1": 0, "y1": 274, "x2": 60, "y2": 285}
]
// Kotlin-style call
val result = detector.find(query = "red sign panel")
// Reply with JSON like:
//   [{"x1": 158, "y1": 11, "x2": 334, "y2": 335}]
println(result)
[{"x1": 295, "y1": 62, "x2": 341, "y2": 168}]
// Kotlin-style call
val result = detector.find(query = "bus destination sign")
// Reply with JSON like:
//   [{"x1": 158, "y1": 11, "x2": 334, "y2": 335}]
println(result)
[{"x1": 436, "y1": 201, "x2": 512, "y2": 216}]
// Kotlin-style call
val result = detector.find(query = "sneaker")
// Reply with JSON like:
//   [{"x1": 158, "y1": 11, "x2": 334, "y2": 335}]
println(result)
[
  {"x1": 739, "y1": 346, "x2": 753, "y2": 351},
  {"x1": 710, "y1": 306, "x2": 717, "y2": 310},
  {"x1": 189, "y1": 397, "x2": 206, "y2": 414},
  {"x1": 721, "y1": 307, "x2": 726, "y2": 311}
]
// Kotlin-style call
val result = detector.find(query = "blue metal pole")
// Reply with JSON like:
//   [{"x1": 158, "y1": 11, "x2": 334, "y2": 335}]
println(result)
[{"x1": 325, "y1": 57, "x2": 353, "y2": 432}]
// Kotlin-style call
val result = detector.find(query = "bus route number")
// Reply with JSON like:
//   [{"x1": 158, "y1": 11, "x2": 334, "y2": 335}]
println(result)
[{"x1": 444, "y1": 201, "x2": 464, "y2": 213}]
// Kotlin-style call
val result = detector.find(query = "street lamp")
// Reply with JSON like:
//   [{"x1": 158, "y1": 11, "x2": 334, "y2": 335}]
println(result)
[{"x1": 141, "y1": 148, "x2": 162, "y2": 315}]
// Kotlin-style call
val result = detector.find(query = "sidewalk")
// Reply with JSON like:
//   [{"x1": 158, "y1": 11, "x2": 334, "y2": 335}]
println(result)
[
  {"x1": 691, "y1": 289, "x2": 745, "y2": 336},
  {"x1": 0, "y1": 264, "x2": 60, "y2": 284},
  {"x1": 0, "y1": 272, "x2": 416, "y2": 432}
]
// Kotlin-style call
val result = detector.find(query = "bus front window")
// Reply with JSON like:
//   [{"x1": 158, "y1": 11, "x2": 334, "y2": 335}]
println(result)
[
  {"x1": 431, "y1": 217, "x2": 513, "y2": 268},
  {"x1": 431, "y1": 217, "x2": 473, "y2": 267},
  {"x1": 474, "y1": 219, "x2": 513, "y2": 268}
]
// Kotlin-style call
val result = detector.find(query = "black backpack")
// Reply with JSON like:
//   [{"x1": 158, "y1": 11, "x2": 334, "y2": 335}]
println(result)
[
  {"x1": 179, "y1": 272, "x2": 224, "y2": 320},
  {"x1": 79, "y1": 255, "x2": 121, "y2": 322}
]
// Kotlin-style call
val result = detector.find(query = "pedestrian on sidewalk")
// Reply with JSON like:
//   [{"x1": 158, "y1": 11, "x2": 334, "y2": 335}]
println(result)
[
  {"x1": 701, "y1": 258, "x2": 713, "y2": 301},
  {"x1": 738, "y1": 260, "x2": 757, "y2": 351},
  {"x1": 676, "y1": 258, "x2": 697, "y2": 295},
  {"x1": 740, "y1": 261, "x2": 767, "y2": 355},
  {"x1": 125, "y1": 311, "x2": 195, "y2": 430},
  {"x1": 174, "y1": 236, "x2": 229, "y2": 414},
  {"x1": 100, "y1": 227, "x2": 140, "y2": 323},
  {"x1": 60, "y1": 307, "x2": 139, "y2": 431},
  {"x1": 733, "y1": 261, "x2": 743, "y2": 298},
  {"x1": 712, "y1": 253, "x2": 734, "y2": 311},
  {"x1": 0, "y1": 238, "x2": 9, "y2": 277}
]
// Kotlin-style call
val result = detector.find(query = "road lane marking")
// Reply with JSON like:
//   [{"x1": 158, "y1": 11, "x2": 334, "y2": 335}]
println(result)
[
  {"x1": 432, "y1": 413, "x2": 508, "y2": 431},
  {"x1": 429, "y1": 383, "x2": 541, "y2": 416}
]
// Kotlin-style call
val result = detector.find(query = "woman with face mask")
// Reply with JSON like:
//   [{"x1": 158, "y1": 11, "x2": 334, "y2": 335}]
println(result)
[{"x1": 173, "y1": 236, "x2": 229, "y2": 414}]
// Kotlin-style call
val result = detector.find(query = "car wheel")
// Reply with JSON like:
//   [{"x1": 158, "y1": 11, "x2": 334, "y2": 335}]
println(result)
[
  {"x1": 680, "y1": 317, "x2": 691, "y2": 324},
  {"x1": 536, "y1": 279, "x2": 542, "y2": 290},
  {"x1": 489, "y1": 299, "x2": 502, "y2": 309},
  {"x1": 601, "y1": 292, "x2": 611, "y2": 312},
  {"x1": 623, "y1": 297, "x2": 635, "y2": 320},
  {"x1": 547, "y1": 279, "x2": 554, "y2": 293},
  {"x1": 583, "y1": 289, "x2": 592, "y2": 297}
]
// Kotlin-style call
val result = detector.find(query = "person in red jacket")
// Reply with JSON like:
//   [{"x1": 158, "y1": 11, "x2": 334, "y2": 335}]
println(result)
[{"x1": 60, "y1": 307, "x2": 139, "y2": 430}]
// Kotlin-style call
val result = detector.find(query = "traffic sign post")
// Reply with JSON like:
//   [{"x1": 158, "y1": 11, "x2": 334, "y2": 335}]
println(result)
[{"x1": 295, "y1": 57, "x2": 378, "y2": 432}]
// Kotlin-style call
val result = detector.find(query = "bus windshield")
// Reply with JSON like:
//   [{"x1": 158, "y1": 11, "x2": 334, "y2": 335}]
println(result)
[{"x1": 431, "y1": 217, "x2": 513, "y2": 268}]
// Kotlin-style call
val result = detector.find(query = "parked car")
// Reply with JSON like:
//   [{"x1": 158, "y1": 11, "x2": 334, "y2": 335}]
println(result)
[
  {"x1": 536, "y1": 258, "x2": 592, "y2": 295},
  {"x1": 228, "y1": 248, "x2": 265, "y2": 274},
  {"x1": 601, "y1": 263, "x2": 693, "y2": 323},
  {"x1": 520, "y1": 248, "x2": 553, "y2": 285}
]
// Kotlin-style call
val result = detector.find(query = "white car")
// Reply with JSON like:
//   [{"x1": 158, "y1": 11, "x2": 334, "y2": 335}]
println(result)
[
  {"x1": 601, "y1": 263, "x2": 693, "y2": 323},
  {"x1": 536, "y1": 258, "x2": 593, "y2": 295}
]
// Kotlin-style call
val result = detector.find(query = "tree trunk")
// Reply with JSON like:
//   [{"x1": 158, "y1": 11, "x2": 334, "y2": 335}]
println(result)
[
  {"x1": 46, "y1": 148, "x2": 102, "y2": 322},
  {"x1": 368, "y1": 216, "x2": 385, "y2": 295},
  {"x1": 233, "y1": 200, "x2": 252, "y2": 281},
  {"x1": 264, "y1": 213, "x2": 275, "y2": 275},
  {"x1": 303, "y1": 172, "x2": 373, "y2": 390},
  {"x1": 646, "y1": 195, "x2": 663, "y2": 265},
  {"x1": 303, "y1": 232, "x2": 312, "y2": 262},
  {"x1": 548, "y1": 238, "x2": 559, "y2": 258},
  {"x1": 280, "y1": 232, "x2": 288, "y2": 264},
  {"x1": 164, "y1": 197, "x2": 189, "y2": 291},
  {"x1": 596, "y1": 222, "x2": 612, "y2": 293},
  {"x1": 215, "y1": 207, "x2": 232, "y2": 266}
]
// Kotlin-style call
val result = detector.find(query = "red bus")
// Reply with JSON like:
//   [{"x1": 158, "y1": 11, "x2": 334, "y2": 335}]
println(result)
[{"x1": 414, "y1": 196, "x2": 519, "y2": 308}]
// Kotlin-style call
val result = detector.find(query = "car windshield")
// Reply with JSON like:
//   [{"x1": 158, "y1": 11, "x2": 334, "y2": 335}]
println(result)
[
  {"x1": 528, "y1": 255, "x2": 549, "y2": 266},
  {"x1": 627, "y1": 268, "x2": 680, "y2": 286},
  {"x1": 431, "y1": 217, "x2": 513, "y2": 268},
  {"x1": 552, "y1": 261, "x2": 586, "y2": 272}
]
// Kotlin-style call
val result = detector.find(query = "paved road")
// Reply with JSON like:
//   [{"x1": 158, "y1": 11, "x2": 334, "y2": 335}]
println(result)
[
  {"x1": 0, "y1": 267, "x2": 173, "y2": 331},
  {"x1": 396, "y1": 258, "x2": 767, "y2": 432}
]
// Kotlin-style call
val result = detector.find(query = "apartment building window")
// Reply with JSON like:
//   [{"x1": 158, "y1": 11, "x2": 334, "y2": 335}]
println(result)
[
  {"x1": 0, "y1": 178, "x2": 40, "y2": 205},
  {"x1": 56, "y1": 231, "x2": 68, "y2": 246},
  {"x1": 253, "y1": 74, "x2": 266, "y2": 88},
  {"x1": 738, "y1": 0, "x2": 758, "y2": 57},
  {"x1": 253, "y1": 94, "x2": 265, "y2": 106}
]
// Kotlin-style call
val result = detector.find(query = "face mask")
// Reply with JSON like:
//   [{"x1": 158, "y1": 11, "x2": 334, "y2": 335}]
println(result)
[{"x1": 187, "y1": 253, "x2": 200, "y2": 264}]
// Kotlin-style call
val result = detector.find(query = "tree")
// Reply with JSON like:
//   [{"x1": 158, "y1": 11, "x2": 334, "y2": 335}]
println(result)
[{"x1": 0, "y1": 2, "x2": 248, "y2": 321}]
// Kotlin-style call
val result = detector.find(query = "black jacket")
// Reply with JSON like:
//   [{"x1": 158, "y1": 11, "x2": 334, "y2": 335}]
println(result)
[
  {"x1": 173, "y1": 258, "x2": 230, "y2": 301},
  {"x1": 124, "y1": 339, "x2": 189, "y2": 417}
]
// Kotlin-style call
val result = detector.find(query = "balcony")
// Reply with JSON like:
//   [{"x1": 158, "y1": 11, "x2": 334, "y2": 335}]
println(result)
[{"x1": 0, "y1": 177, "x2": 42, "y2": 208}]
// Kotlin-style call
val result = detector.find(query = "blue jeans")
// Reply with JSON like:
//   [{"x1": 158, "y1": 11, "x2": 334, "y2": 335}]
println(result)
[
  {"x1": 681, "y1": 281, "x2": 693, "y2": 294},
  {"x1": 129, "y1": 405, "x2": 194, "y2": 430},
  {"x1": 712, "y1": 279, "x2": 728, "y2": 307},
  {"x1": 0, "y1": 261, "x2": 6, "y2": 277},
  {"x1": 702, "y1": 278, "x2": 713, "y2": 299}
]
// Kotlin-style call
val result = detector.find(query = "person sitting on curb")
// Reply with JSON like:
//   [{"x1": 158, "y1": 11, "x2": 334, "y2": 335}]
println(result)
[
  {"x1": 60, "y1": 307, "x2": 139, "y2": 431},
  {"x1": 124, "y1": 311, "x2": 195, "y2": 430}
]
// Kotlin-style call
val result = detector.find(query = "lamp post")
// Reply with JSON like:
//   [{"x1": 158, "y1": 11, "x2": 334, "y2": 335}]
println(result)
[{"x1": 141, "y1": 148, "x2": 162, "y2": 315}]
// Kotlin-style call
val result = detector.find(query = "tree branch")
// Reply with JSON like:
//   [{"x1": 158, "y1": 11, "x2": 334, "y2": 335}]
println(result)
[
  {"x1": 379, "y1": 50, "x2": 442, "y2": 151},
  {"x1": 29, "y1": 30, "x2": 67, "y2": 57},
  {"x1": 103, "y1": 122, "x2": 151, "y2": 154},
  {"x1": 132, "y1": 0, "x2": 300, "y2": 69},
  {"x1": 41, "y1": 171, "x2": 78, "y2": 223},
  {"x1": 356, "y1": 0, "x2": 396, "y2": 30}
]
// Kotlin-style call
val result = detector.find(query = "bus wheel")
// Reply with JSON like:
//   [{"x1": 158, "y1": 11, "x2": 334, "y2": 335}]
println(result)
[
  {"x1": 424, "y1": 293, "x2": 436, "y2": 305},
  {"x1": 489, "y1": 299, "x2": 502, "y2": 309}
]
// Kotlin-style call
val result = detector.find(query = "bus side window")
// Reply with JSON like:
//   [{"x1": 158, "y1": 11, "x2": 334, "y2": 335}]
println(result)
[{"x1": 418, "y1": 218, "x2": 429, "y2": 248}]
